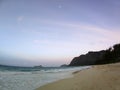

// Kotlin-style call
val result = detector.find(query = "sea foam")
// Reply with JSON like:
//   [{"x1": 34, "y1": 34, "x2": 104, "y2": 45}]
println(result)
[{"x1": 0, "y1": 66, "x2": 90, "y2": 90}]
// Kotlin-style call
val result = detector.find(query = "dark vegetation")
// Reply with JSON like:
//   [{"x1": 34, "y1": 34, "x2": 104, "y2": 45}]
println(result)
[
  {"x1": 69, "y1": 43, "x2": 120, "y2": 66},
  {"x1": 96, "y1": 43, "x2": 120, "y2": 64}
]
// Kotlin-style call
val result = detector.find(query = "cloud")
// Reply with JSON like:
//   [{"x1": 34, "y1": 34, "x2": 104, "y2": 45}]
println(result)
[
  {"x1": 17, "y1": 16, "x2": 24, "y2": 22},
  {"x1": 33, "y1": 40, "x2": 40, "y2": 43},
  {"x1": 22, "y1": 18, "x2": 120, "y2": 48},
  {"x1": 36, "y1": 19, "x2": 120, "y2": 41}
]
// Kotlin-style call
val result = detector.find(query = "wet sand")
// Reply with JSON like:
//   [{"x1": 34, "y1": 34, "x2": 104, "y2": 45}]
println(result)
[{"x1": 36, "y1": 63, "x2": 120, "y2": 90}]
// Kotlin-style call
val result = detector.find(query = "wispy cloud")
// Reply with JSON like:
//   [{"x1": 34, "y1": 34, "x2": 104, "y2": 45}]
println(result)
[
  {"x1": 36, "y1": 19, "x2": 120, "y2": 41},
  {"x1": 21, "y1": 18, "x2": 120, "y2": 47},
  {"x1": 33, "y1": 40, "x2": 40, "y2": 43},
  {"x1": 17, "y1": 16, "x2": 24, "y2": 22}
]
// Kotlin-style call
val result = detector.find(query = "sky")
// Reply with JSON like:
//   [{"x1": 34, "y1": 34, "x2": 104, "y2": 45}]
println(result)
[{"x1": 0, "y1": 0, "x2": 120, "y2": 67}]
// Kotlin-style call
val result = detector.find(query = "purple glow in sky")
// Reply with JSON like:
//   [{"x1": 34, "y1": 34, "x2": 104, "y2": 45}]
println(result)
[{"x1": 0, "y1": 0, "x2": 120, "y2": 66}]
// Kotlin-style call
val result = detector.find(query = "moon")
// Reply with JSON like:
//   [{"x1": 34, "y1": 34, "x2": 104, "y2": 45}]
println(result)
[{"x1": 58, "y1": 5, "x2": 62, "y2": 9}]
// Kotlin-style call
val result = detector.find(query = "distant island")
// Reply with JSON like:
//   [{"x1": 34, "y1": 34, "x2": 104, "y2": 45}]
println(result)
[
  {"x1": 69, "y1": 43, "x2": 120, "y2": 66},
  {"x1": 60, "y1": 64, "x2": 68, "y2": 67},
  {"x1": 33, "y1": 65, "x2": 43, "y2": 68}
]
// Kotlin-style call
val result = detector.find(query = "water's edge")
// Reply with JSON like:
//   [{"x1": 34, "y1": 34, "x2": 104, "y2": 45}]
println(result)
[
  {"x1": 0, "y1": 66, "x2": 91, "y2": 90},
  {"x1": 35, "y1": 66, "x2": 91, "y2": 90}
]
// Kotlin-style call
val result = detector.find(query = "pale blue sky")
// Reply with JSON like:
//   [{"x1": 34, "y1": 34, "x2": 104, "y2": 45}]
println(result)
[{"x1": 0, "y1": 0, "x2": 120, "y2": 66}]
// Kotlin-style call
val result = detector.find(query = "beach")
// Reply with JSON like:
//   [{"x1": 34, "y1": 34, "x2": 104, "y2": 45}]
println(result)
[{"x1": 36, "y1": 63, "x2": 120, "y2": 90}]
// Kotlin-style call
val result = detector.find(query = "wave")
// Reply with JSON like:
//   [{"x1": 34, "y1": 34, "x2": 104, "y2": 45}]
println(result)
[{"x1": 0, "y1": 66, "x2": 91, "y2": 90}]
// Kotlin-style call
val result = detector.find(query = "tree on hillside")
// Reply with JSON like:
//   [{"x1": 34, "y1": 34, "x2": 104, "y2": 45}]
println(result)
[{"x1": 96, "y1": 43, "x2": 120, "y2": 64}]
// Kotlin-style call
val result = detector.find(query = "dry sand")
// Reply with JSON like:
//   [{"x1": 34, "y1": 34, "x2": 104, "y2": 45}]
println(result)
[{"x1": 36, "y1": 63, "x2": 120, "y2": 90}]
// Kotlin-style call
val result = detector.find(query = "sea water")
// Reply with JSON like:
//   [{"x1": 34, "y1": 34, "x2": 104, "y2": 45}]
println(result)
[{"x1": 0, "y1": 65, "x2": 90, "y2": 90}]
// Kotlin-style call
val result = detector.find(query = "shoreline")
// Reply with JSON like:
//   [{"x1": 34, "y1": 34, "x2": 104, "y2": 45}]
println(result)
[
  {"x1": 35, "y1": 66, "x2": 91, "y2": 90},
  {"x1": 36, "y1": 63, "x2": 120, "y2": 90},
  {"x1": 36, "y1": 66, "x2": 92, "y2": 90}
]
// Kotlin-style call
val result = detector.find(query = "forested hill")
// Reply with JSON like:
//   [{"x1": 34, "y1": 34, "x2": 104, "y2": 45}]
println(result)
[{"x1": 69, "y1": 43, "x2": 120, "y2": 66}]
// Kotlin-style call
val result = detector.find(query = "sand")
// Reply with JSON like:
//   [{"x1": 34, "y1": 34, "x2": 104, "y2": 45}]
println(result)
[{"x1": 36, "y1": 63, "x2": 120, "y2": 90}]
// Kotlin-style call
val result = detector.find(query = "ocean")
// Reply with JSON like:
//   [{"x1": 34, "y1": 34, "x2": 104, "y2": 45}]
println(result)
[{"x1": 0, "y1": 65, "x2": 90, "y2": 90}]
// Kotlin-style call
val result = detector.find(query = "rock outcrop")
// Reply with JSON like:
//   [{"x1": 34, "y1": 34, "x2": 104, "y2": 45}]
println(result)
[
  {"x1": 69, "y1": 50, "x2": 105, "y2": 66},
  {"x1": 33, "y1": 65, "x2": 43, "y2": 68},
  {"x1": 60, "y1": 64, "x2": 68, "y2": 67}
]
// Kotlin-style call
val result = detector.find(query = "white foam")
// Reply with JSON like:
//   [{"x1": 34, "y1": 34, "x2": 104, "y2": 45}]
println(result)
[{"x1": 0, "y1": 66, "x2": 90, "y2": 90}]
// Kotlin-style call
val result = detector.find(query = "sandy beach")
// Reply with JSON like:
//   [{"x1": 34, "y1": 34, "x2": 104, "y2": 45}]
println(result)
[{"x1": 36, "y1": 63, "x2": 120, "y2": 90}]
